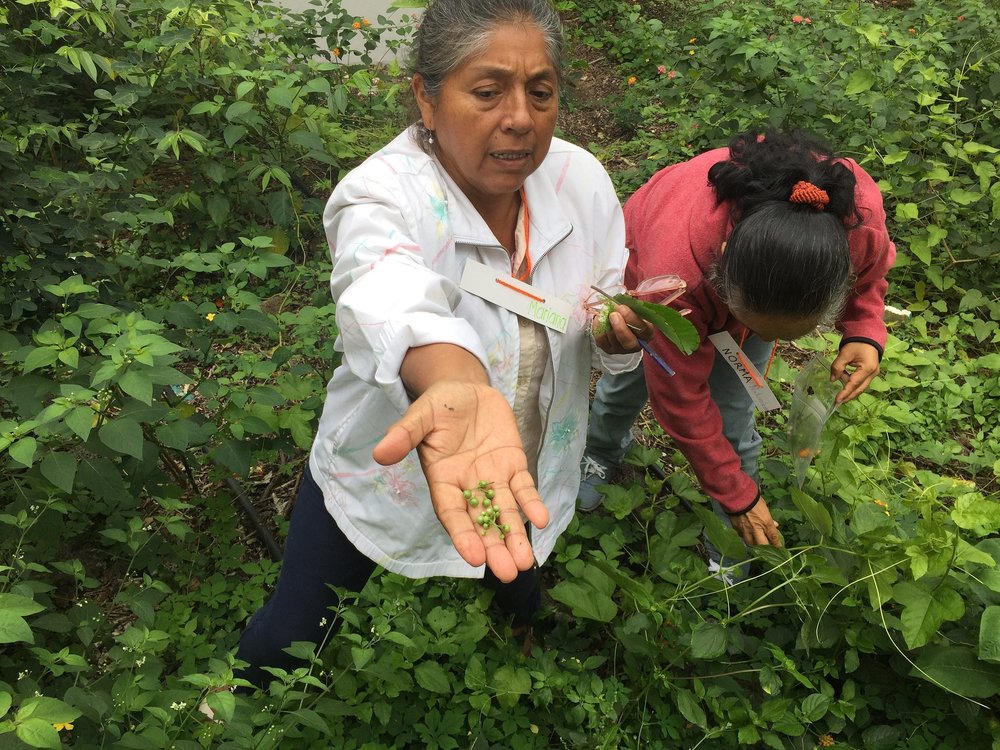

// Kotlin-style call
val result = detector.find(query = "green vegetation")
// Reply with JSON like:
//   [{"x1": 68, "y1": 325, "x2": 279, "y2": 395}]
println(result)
[{"x1": 1, "y1": 0, "x2": 997, "y2": 747}]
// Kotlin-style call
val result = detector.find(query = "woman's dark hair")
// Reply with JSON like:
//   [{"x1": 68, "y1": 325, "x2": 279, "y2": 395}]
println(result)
[
  {"x1": 708, "y1": 129, "x2": 862, "y2": 323},
  {"x1": 409, "y1": 0, "x2": 564, "y2": 149}
]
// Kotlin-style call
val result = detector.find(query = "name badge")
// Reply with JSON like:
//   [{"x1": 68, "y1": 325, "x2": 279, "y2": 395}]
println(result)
[
  {"x1": 460, "y1": 259, "x2": 571, "y2": 333},
  {"x1": 708, "y1": 331, "x2": 781, "y2": 411}
]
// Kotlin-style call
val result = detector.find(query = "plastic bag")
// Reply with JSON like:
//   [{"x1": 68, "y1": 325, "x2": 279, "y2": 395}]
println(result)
[{"x1": 788, "y1": 355, "x2": 841, "y2": 487}]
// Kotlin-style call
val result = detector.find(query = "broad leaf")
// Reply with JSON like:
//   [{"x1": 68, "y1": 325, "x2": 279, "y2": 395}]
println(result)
[
  {"x1": 893, "y1": 581, "x2": 965, "y2": 649},
  {"x1": 690, "y1": 621, "x2": 727, "y2": 659},
  {"x1": 612, "y1": 293, "x2": 699, "y2": 355},
  {"x1": 913, "y1": 645, "x2": 1000, "y2": 698}
]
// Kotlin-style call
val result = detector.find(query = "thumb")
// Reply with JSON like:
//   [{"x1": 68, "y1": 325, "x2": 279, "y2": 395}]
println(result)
[{"x1": 372, "y1": 423, "x2": 419, "y2": 466}]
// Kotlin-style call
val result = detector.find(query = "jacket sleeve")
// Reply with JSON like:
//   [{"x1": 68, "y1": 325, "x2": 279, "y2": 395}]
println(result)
[
  {"x1": 323, "y1": 173, "x2": 489, "y2": 413},
  {"x1": 643, "y1": 302, "x2": 760, "y2": 513},
  {"x1": 837, "y1": 162, "x2": 897, "y2": 353}
]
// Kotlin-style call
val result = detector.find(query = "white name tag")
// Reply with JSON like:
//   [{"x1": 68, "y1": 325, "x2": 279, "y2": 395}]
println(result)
[
  {"x1": 460, "y1": 259, "x2": 571, "y2": 333},
  {"x1": 708, "y1": 331, "x2": 781, "y2": 411}
]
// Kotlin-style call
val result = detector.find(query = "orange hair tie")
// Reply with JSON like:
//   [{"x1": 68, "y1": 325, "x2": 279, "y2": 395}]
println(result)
[{"x1": 789, "y1": 180, "x2": 829, "y2": 211}]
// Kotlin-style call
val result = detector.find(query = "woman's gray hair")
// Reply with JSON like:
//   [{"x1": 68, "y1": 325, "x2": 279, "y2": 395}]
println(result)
[{"x1": 409, "y1": 0, "x2": 564, "y2": 145}]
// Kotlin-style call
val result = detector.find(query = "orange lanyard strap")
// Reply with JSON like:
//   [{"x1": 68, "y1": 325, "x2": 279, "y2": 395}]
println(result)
[
  {"x1": 739, "y1": 326, "x2": 779, "y2": 378},
  {"x1": 515, "y1": 187, "x2": 532, "y2": 281}
]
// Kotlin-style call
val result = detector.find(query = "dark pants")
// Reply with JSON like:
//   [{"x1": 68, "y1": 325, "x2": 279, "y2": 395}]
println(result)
[{"x1": 235, "y1": 467, "x2": 541, "y2": 687}]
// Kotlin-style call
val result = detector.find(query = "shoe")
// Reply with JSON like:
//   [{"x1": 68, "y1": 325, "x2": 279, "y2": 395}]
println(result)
[{"x1": 577, "y1": 455, "x2": 616, "y2": 512}]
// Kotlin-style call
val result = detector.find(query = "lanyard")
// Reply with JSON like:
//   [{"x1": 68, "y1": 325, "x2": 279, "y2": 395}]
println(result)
[
  {"x1": 514, "y1": 187, "x2": 532, "y2": 281},
  {"x1": 739, "y1": 326, "x2": 778, "y2": 378}
]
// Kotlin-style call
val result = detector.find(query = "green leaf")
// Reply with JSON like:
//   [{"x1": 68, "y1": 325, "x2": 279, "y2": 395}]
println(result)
[
  {"x1": 949, "y1": 188, "x2": 982, "y2": 205},
  {"x1": 414, "y1": 661, "x2": 452, "y2": 694},
  {"x1": 845, "y1": 69, "x2": 876, "y2": 95},
  {"x1": 674, "y1": 688, "x2": 707, "y2": 728},
  {"x1": 548, "y1": 579, "x2": 617, "y2": 622},
  {"x1": 8, "y1": 436, "x2": 38, "y2": 467},
  {"x1": 690, "y1": 621, "x2": 727, "y2": 659},
  {"x1": 893, "y1": 581, "x2": 965, "y2": 649},
  {"x1": 98, "y1": 418, "x2": 145, "y2": 459},
  {"x1": 225, "y1": 100, "x2": 254, "y2": 121},
  {"x1": 23, "y1": 347, "x2": 59, "y2": 373},
  {"x1": 0, "y1": 691, "x2": 10, "y2": 717},
  {"x1": 16, "y1": 718, "x2": 61, "y2": 749},
  {"x1": 235, "y1": 80, "x2": 255, "y2": 99},
  {"x1": 0, "y1": 594, "x2": 44, "y2": 618},
  {"x1": 212, "y1": 438, "x2": 251, "y2": 476},
  {"x1": 64, "y1": 406, "x2": 94, "y2": 442},
  {"x1": 691, "y1": 504, "x2": 745, "y2": 561},
  {"x1": 979, "y1": 606, "x2": 1000, "y2": 664},
  {"x1": 913, "y1": 645, "x2": 1000, "y2": 698},
  {"x1": 788, "y1": 487, "x2": 833, "y2": 537},
  {"x1": 291, "y1": 708, "x2": 329, "y2": 735},
  {"x1": 862, "y1": 725, "x2": 902, "y2": 750},
  {"x1": 0, "y1": 609, "x2": 34, "y2": 644},
  {"x1": 798, "y1": 692, "x2": 831, "y2": 722},
  {"x1": 40, "y1": 451, "x2": 77, "y2": 493},
  {"x1": 205, "y1": 690, "x2": 235, "y2": 723},
  {"x1": 118, "y1": 369, "x2": 153, "y2": 405},
  {"x1": 492, "y1": 664, "x2": 531, "y2": 709},
  {"x1": 17, "y1": 696, "x2": 81, "y2": 724},
  {"x1": 612, "y1": 294, "x2": 699, "y2": 355}
]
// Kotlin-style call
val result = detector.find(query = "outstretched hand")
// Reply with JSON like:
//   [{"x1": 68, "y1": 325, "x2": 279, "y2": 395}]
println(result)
[
  {"x1": 372, "y1": 381, "x2": 549, "y2": 583},
  {"x1": 728, "y1": 497, "x2": 782, "y2": 548},
  {"x1": 831, "y1": 341, "x2": 881, "y2": 404}
]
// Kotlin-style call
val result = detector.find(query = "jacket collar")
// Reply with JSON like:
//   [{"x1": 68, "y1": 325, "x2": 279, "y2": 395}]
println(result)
[{"x1": 430, "y1": 147, "x2": 575, "y2": 258}]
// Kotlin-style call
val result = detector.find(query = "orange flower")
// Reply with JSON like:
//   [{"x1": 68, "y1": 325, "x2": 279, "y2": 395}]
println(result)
[
  {"x1": 352, "y1": 20, "x2": 361, "y2": 29},
  {"x1": 362, "y1": 18, "x2": 370, "y2": 26},
  {"x1": 818, "y1": 735, "x2": 835, "y2": 748},
  {"x1": 907, "y1": 27, "x2": 916, "y2": 34},
  {"x1": 331, "y1": 48, "x2": 341, "y2": 58},
  {"x1": 957, "y1": 15, "x2": 965, "y2": 21},
  {"x1": 627, "y1": 76, "x2": 637, "y2": 85},
  {"x1": 792, "y1": 14, "x2": 804, "y2": 23}
]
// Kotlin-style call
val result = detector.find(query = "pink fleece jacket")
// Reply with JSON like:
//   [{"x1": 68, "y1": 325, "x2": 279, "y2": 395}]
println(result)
[{"x1": 623, "y1": 147, "x2": 896, "y2": 512}]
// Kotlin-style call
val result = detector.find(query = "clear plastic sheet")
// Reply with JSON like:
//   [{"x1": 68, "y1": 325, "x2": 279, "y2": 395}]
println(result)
[{"x1": 788, "y1": 355, "x2": 842, "y2": 487}]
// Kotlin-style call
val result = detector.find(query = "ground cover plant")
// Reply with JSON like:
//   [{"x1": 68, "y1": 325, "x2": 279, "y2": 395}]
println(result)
[{"x1": 1, "y1": 0, "x2": 998, "y2": 747}]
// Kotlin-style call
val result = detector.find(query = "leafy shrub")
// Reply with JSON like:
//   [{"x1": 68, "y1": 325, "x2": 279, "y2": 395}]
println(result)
[{"x1": 2, "y1": 0, "x2": 999, "y2": 747}]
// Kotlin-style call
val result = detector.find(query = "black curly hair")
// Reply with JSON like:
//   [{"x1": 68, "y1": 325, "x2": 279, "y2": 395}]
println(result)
[{"x1": 708, "y1": 129, "x2": 862, "y2": 323}]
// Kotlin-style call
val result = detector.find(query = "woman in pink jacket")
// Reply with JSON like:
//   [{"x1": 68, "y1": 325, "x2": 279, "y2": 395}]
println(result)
[{"x1": 579, "y1": 130, "x2": 896, "y2": 574}]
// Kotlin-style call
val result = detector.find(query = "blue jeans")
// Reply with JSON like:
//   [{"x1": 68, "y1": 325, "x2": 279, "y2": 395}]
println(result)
[
  {"x1": 236, "y1": 467, "x2": 541, "y2": 687},
  {"x1": 586, "y1": 337, "x2": 774, "y2": 568}
]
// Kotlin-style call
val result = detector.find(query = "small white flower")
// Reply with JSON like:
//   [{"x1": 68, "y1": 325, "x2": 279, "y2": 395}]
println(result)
[
  {"x1": 135, "y1": 656, "x2": 146, "y2": 667},
  {"x1": 18, "y1": 670, "x2": 28, "y2": 680},
  {"x1": 170, "y1": 701, "x2": 187, "y2": 711},
  {"x1": 318, "y1": 617, "x2": 328, "y2": 627}
]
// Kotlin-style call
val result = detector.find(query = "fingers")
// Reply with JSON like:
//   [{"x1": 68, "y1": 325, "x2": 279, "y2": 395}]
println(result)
[
  {"x1": 598, "y1": 306, "x2": 650, "y2": 354},
  {"x1": 510, "y1": 470, "x2": 549, "y2": 529},
  {"x1": 835, "y1": 366, "x2": 878, "y2": 404},
  {"x1": 731, "y1": 501, "x2": 782, "y2": 548}
]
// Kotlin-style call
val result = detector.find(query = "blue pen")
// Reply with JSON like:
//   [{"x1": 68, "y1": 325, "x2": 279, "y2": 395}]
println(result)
[{"x1": 591, "y1": 285, "x2": 676, "y2": 377}]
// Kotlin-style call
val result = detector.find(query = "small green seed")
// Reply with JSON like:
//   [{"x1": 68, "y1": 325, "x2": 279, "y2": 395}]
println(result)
[
  {"x1": 484, "y1": 489, "x2": 495, "y2": 500},
  {"x1": 463, "y1": 489, "x2": 472, "y2": 500},
  {"x1": 480, "y1": 529, "x2": 487, "y2": 536},
  {"x1": 478, "y1": 480, "x2": 490, "y2": 489},
  {"x1": 501, "y1": 524, "x2": 510, "y2": 533},
  {"x1": 469, "y1": 497, "x2": 479, "y2": 506}
]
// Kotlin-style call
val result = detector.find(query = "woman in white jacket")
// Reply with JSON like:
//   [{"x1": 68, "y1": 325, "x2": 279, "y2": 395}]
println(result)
[{"x1": 233, "y1": 0, "x2": 648, "y2": 687}]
